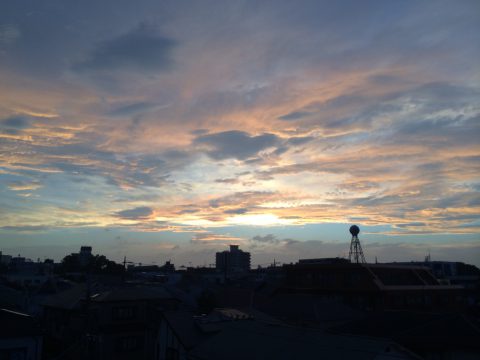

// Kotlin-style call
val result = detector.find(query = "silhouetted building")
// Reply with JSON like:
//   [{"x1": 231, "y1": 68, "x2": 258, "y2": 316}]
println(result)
[
  {"x1": 215, "y1": 245, "x2": 250, "y2": 275},
  {"x1": 42, "y1": 285, "x2": 180, "y2": 360},
  {"x1": 0, "y1": 308, "x2": 42, "y2": 360},
  {"x1": 3, "y1": 254, "x2": 54, "y2": 288},
  {"x1": 87, "y1": 287, "x2": 180, "y2": 360},
  {"x1": 387, "y1": 261, "x2": 480, "y2": 289},
  {"x1": 283, "y1": 261, "x2": 465, "y2": 310},
  {"x1": 10, "y1": 255, "x2": 27, "y2": 268},
  {"x1": 159, "y1": 261, "x2": 175, "y2": 273},
  {"x1": 129, "y1": 265, "x2": 160, "y2": 272},
  {"x1": 332, "y1": 310, "x2": 480, "y2": 359},
  {"x1": 0, "y1": 251, "x2": 12, "y2": 265},
  {"x1": 78, "y1": 246, "x2": 93, "y2": 266},
  {"x1": 298, "y1": 257, "x2": 350, "y2": 265},
  {"x1": 156, "y1": 308, "x2": 418, "y2": 360}
]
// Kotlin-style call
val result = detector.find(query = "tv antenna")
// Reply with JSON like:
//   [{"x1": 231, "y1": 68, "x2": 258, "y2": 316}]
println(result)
[{"x1": 348, "y1": 225, "x2": 366, "y2": 264}]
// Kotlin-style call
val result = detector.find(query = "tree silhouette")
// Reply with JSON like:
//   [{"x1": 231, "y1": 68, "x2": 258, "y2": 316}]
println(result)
[{"x1": 59, "y1": 253, "x2": 124, "y2": 275}]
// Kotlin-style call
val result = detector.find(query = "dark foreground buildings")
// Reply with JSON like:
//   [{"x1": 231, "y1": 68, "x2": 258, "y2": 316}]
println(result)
[
  {"x1": 0, "y1": 308, "x2": 43, "y2": 360},
  {"x1": 282, "y1": 260, "x2": 466, "y2": 310},
  {"x1": 0, "y1": 243, "x2": 479, "y2": 359},
  {"x1": 42, "y1": 285, "x2": 180, "y2": 360},
  {"x1": 156, "y1": 308, "x2": 418, "y2": 360}
]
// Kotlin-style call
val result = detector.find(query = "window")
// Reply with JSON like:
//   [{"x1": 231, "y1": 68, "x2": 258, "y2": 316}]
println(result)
[
  {"x1": 116, "y1": 336, "x2": 140, "y2": 352},
  {"x1": 112, "y1": 306, "x2": 136, "y2": 320}
]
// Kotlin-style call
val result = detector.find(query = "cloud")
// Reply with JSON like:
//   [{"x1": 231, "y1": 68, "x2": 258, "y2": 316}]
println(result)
[
  {"x1": 108, "y1": 102, "x2": 162, "y2": 117},
  {"x1": 1, "y1": 1, "x2": 480, "y2": 266},
  {"x1": 7, "y1": 181, "x2": 42, "y2": 191},
  {"x1": 338, "y1": 181, "x2": 379, "y2": 192},
  {"x1": 250, "y1": 234, "x2": 298, "y2": 246},
  {"x1": 2, "y1": 135, "x2": 190, "y2": 189},
  {"x1": 215, "y1": 178, "x2": 240, "y2": 184},
  {"x1": 208, "y1": 191, "x2": 277, "y2": 209},
  {"x1": 1, "y1": 116, "x2": 31, "y2": 129},
  {"x1": 278, "y1": 111, "x2": 310, "y2": 121},
  {"x1": 115, "y1": 206, "x2": 154, "y2": 220},
  {"x1": 1, "y1": 225, "x2": 49, "y2": 232},
  {"x1": 0, "y1": 24, "x2": 20, "y2": 45},
  {"x1": 194, "y1": 130, "x2": 280, "y2": 160},
  {"x1": 224, "y1": 208, "x2": 248, "y2": 215},
  {"x1": 191, "y1": 232, "x2": 245, "y2": 245},
  {"x1": 251, "y1": 234, "x2": 279, "y2": 244},
  {"x1": 75, "y1": 23, "x2": 176, "y2": 72},
  {"x1": 396, "y1": 222, "x2": 427, "y2": 228},
  {"x1": 286, "y1": 136, "x2": 315, "y2": 146},
  {"x1": 0, "y1": 116, "x2": 33, "y2": 136}
]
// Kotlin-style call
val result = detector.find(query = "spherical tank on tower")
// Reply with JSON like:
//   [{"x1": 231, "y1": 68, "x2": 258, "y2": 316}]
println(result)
[{"x1": 349, "y1": 225, "x2": 360, "y2": 236}]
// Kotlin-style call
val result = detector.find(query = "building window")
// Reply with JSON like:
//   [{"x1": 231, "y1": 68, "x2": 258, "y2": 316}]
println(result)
[
  {"x1": 116, "y1": 336, "x2": 140, "y2": 352},
  {"x1": 112, "y1": 306, "x2": 136, "y2": 320}
]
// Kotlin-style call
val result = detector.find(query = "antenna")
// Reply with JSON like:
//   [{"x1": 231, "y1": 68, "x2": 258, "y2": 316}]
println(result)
[{"x1": 348, "y1": 225, "x2": 366, "y2": 264}]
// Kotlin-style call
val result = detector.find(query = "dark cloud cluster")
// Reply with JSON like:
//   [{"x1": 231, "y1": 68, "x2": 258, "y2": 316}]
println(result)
[
  {"x1": 252, "y1": 234, "x2": 279, "y2": 244},
  {"x1": 115, "y1": 206, "x2": 154, "y2": 220},
  {"x1": 215, "y1": 178, "x2": 240, "y2": 184},
  {"x1": 108, "y1": 102, "x2": 159, "y2": 117},
  {"x1": 2, "y1": 116, "x2": 30, "y2": 128},
  {"x1": 1, "y1": 116, "x2": 32, "y2": 135},
  {"x1": 194, "y1": 130, "x2": 280, "y2": 160},
  {"x1": 223, "y1": 208, "x2": 248, "y2": 215},
  {"x1": 278, "y1": 111, "x2": 310, "y2": 121},
  {"x1": 194, "y1": 130, "x2": 314, "y2": 161},
  {"x1": 250, "y1": 234, "x2": 298, "y2": 246},
  {"x1": 75, "y1": 24, "x2": 176, "y2": 73}
]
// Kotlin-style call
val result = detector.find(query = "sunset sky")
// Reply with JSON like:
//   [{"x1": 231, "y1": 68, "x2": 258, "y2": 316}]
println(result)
[{"x1": 1, "y1": 0, "x2": 479, "y2": 267}]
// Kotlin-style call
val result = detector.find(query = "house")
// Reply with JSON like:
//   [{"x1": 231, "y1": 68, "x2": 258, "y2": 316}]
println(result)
[
  {"x1": 156, "y1": 308, "x2": 419, "y2": 360},
  {"x1": 331, "y1": 310, "x2": 480, "y2": 359},
  {"x1": 282, "y1": 262, "x2": 465, "y2": 310},
  {"x1": 2, "y1": 256, "x2": 54, "y2": 289},
  {"x1": 0, "y1": 308, "x2": 42, "y2": 360},
  {"x1": 42, "y1": 283, "x2": 91, "y2": 343},
  {"x1": 42, "y1": 284, "x2": 180, "y2": 360},
  {"x1": 87, "y1": 286, "x2": 180, "y2": 360}
]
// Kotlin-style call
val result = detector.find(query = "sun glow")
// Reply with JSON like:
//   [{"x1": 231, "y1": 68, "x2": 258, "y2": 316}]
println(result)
[{"x1": 226, "y1": 213, "x2": 295, "y2": 226}]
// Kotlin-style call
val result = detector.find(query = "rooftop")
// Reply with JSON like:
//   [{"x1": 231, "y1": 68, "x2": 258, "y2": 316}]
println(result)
[
  {"x1": 0, "y1": 308, "x2": 42, "y2": 338},
  {"x1": 162, "y1": 308, "x2": 418, "y2": 360}
]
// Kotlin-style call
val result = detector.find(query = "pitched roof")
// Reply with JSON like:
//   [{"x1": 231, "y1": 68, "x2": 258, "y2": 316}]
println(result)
[
  {"x1": 0, "y1": 308, "x2": 42, "y2": 337},
  {"x1": 41, "y1": 284, "x2": 87, "y2": 310},
  {"x1": 163, "y1": 308, "x2": 416, "y2": 360},
  {"x1": 91, "y1": 285, "x2": 175, "y2": 302},
  {"x1": 189, "y1": 320, "x2": 414, "y2": 360},
  {"x1": 257, "y1": 293, "x2": 364, "y2": 325},
  {"x1": 162, "y1": 311, "x2": 211, "y2": 349}
]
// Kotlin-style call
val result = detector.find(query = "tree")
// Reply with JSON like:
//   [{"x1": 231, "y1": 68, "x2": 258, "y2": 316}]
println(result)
[{"x1": 59, "y1": 253, "x2": 124, "y2": 275}]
